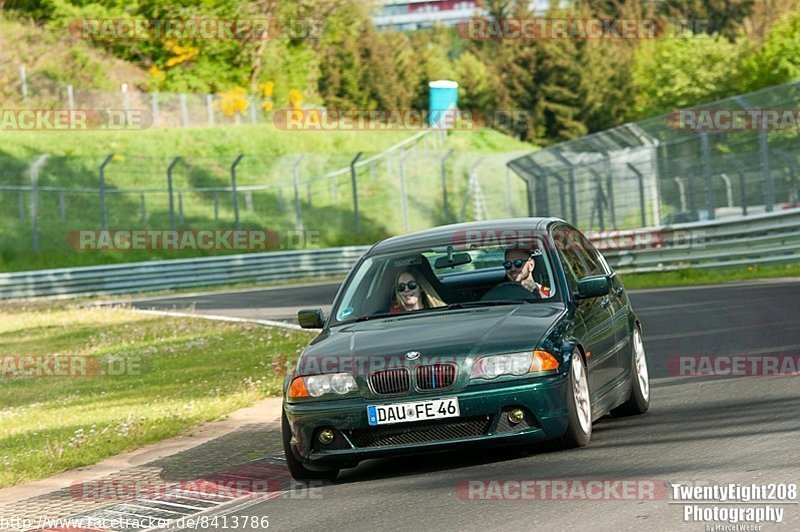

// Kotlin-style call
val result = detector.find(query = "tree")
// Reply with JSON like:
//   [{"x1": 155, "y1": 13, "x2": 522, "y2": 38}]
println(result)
[
  {"x1": 739, "y1": 7, "x2": 800, "y2": 90},
  {"x1": 632, "y1": 31, "x2": 746, "y2": 117}
]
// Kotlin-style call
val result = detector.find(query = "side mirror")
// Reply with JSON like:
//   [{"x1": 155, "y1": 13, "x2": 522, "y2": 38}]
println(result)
[
  {"x1": 576, "y1": 275, "x2": 610, "y2": 299},
  {"x1": 297, "y1": 308, "x2": 325, "y2": 329}
]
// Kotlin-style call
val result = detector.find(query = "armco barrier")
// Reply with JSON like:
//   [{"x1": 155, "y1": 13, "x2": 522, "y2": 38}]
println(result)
[
  {"x1": 0, "y1": 246, "x2": 370, "y2": 299},
  {"x1": 1, "y1": 210, "x2": 799, "y2": 299}
]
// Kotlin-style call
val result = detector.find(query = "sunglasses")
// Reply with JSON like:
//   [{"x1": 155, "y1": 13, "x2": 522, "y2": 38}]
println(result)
[
  {"x1": 503, "y1": 259, "x2": 529, "y2": 270},
  {"x1": 396, "y1": 280, "x2": 419, "y2": 292}
]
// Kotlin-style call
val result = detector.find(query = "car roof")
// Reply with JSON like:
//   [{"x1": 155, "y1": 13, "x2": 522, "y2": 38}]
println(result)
[{"x1": 369, "y1": 217, "x2": 565, "y2": 255}]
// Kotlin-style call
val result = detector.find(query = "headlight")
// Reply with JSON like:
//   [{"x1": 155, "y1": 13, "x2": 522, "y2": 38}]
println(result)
[
  {"x1": 288, "y1": 373, "x2": 357, "y2": 399},
  {"x1": 471, "y1": 350, "x2": 559, "y2": 380}
]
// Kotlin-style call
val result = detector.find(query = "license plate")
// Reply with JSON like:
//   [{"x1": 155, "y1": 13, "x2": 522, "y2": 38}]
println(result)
[{"x1": 367, "y1": 397, "x2": 460, "y2": 426}]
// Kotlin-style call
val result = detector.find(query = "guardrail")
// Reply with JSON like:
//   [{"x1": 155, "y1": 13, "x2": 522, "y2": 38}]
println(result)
[
  {"x1": 1, "y1": 209, "x2": 799, "y2": 299},
  {"x1": 0, "y1": 247, "x2": 370, "y2": 299},
  {"x1": 602, "y1": 209, "x2": 800, "y2": 273}
]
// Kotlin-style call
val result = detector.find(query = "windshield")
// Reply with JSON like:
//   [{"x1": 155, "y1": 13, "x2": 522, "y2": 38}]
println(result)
[{"x1": 332, "y1": 236, "x2": 559, "y2": 325}]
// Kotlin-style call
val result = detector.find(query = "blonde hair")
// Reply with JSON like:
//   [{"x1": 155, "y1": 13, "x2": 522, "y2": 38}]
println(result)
[{"x1": 395, "y1": 270, "x2": 445, "y2": 310}]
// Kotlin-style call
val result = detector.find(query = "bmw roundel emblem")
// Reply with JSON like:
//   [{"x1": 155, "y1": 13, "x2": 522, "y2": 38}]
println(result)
[{"x1": 405, "y1": 351, "x2": 421, "y2": 361}]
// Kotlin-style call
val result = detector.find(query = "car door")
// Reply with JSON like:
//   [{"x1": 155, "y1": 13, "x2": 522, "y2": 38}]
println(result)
[
  {"x1": 577, "y1": 232, "x2": 630, "y2": 382},
  {"x1": 553, "y1": 226, "x2": 617, "y2": 395}
]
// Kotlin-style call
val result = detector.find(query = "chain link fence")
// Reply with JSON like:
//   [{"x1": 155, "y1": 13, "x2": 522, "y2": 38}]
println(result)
[
  {"x1": 509, "y1": 80, "x2": 800, "y2": 230},
  {"x1": 0, "y1": 130, "x2": 531, "y2": 259},
  {"x1": 1, "y1": 65, "x2": 279, "y2": 128}
]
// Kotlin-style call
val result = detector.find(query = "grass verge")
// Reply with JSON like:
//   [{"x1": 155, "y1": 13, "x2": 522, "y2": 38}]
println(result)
[
  {"x1": 0, "y1": 302, "x2": 313, "y2": 488},
  {"x1": 620, "y1": 262, "x2": 800, "y2": 290}
]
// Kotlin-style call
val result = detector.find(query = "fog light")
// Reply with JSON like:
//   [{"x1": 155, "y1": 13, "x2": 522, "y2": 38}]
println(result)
[
  {"x1": 508, "y1": 409, "x2": 525, "y2": 424},
  {"x1": 318, "y1": 428, "x2": 335, "y2": 444}
]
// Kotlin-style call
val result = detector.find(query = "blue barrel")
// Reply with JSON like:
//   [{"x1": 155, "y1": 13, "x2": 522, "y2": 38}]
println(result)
[{"x1": 428, "y1": 80, "x2": 459, "y2": 127}]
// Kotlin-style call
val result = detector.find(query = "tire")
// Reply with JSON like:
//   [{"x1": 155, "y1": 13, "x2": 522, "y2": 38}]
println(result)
[
  {"x1": 612, "y1": 326, "x2": 650, "y2": 417},
  {"x1": 281, "y1": 411, "x2": 339, "y2": 482},
  {"x1": 557, "y1": 350, "x2": 592, "y2": 449}
]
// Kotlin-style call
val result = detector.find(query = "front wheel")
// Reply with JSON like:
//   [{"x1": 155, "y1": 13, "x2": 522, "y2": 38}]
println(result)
[
  {"x1": 557, "y1": 350, "x2": 592, "y2": 449},
  {"x1": 612, "y1": 326, "x2": 650, "y2": 417},
  {"x1": 281, "y1": 411, "x2": 339, "y2": 482}
]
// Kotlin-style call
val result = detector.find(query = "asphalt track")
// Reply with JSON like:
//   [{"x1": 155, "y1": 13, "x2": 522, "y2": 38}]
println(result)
[{"x1": 133, "y1": 279, "x2": 800, "y2": 531}]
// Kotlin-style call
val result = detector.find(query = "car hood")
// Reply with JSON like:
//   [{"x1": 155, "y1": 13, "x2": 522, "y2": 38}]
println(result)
[{"x1": 296, "y1": 303, "x2": 566, "y2": 375}]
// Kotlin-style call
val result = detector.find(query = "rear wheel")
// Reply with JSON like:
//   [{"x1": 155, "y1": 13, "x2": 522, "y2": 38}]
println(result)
[
  {"x1": 281, "y1": 411, "x2": 339, "y2": 482},
  {"x1": 612, "y1": 326, "x2": 650, "y2": 417},
  {"x1": 557, "y1": 350, "x2": 592, "y2": 449}
]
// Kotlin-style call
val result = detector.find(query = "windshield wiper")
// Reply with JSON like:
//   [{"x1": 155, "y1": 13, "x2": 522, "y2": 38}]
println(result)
[
  {"x1": 352, "y1": 312, "x2": 397, "y2": 322},
  {"x1": 441, "y1": 299, "x2": 534, "y2": 310}
]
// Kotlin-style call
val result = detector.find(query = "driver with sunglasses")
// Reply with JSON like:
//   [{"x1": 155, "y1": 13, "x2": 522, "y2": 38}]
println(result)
[{"x1": 503, "y1": 248, "x2": 552, "y2": 298}]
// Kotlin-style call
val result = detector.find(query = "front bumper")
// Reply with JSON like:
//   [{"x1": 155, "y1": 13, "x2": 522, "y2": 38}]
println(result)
[{"x1": 283, "y1": 373, "x2": 570, "y2": 467}]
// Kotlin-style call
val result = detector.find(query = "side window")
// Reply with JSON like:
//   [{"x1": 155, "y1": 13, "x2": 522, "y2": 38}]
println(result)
[
  {"x1": 575, "y1": 233, "x2": 606, "y2": 276},
  {"x1": 553, "y1": 225, "x2": 605, "y2": 292},
  {"x1": 557, "y1": 247, "x2": 581, "y2": 294}
]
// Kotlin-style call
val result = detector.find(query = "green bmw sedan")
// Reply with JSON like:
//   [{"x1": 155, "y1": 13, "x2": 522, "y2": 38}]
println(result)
[{"x1": 282, "y1": 218, "x2": 650, "y2": 481}]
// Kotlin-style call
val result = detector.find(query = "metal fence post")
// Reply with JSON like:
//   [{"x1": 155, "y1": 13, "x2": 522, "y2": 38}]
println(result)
[
  {"x1": 673, "y1": 177, "x2": 687, "y2": 211},
  {"x1": 589, "y1": 168, "x2": 605, "y2": 231},
  {"x1": 735, "y1": 95, "x2": 774, "y2": 212},
  {"x1": 20, "y1": 66, "x2": 27, "y2": 101},
  {"x1": 213, "y1": 192, "x2": 219, "y2": 221},
  {"x1": 277, "y1": 188, "x2": 285, "y2": 212},
  {"x1": 140, "y1": 193, "x2": 147, "y2": 224},
  {"x1": 350, "y1": 152, "x2": 364, "y2": 234},
  {"x1": 506, "y1": 161, "x2": 535, "y2": 217},
  {"x1": 725, "y1": 155, "x2": 748, "y2": 216},
  {"x1": 67, "y1": 85, "x2": 75, "y2": 111},
  {"x1": 151, "y1": 93, "x2": 160, "y2": 126},
  {"x1": 605, "y1": 173, "x2": 616, "y2": 229},
  {"x1": 98, "y1": 154, "x2": 114, "y2": 232},
  {"x1": 399, "y1": 150, "x2": 411, "y2": 232},
  {"x1": 167, "y1": 157, "x2": 181, "y2": 230},
  {"x1": 178, "y1": 192, "x2": 184, "y2": 225},
  {"x1": 549, "y1": 151, "x2": 578, "y2": 225},
  {"x1": 529, "y1": 161, "x2": 551, "y2": 216},
  {"x1": 206, "y1": 95, "x2": 214, "y2": 125},
  {"x1": 774, "y1": 151, "x2": 798, "y2": 209},
  {"x1": 29, "y1": 154, "x2": 50, "y2": 254},
  {"x1": 249, "y1": 97, "x2": 258, "y2": 124},
  {"x1": 58, "y1": 191, "x2": 66, "y2": 222},
  {"x1": 627, "y1": 163, "x2": 647, "y2": 227},
  {"x1": 179, "y1": 94, "x2": 189, "y2": 127},
  {"x1": 121, "y1": 83, "x2": 130, "y2": 124},
  {"x1": 306, "y1": 183, "x2": 312, "y2": 209},
  {"x1": 231, "y1": 154, "x2": 244, "y2": 231},
  {"x1": 292, "y1": 155, "x2": 305, "y2": 232},
  {"x1": 504, "y1": 165, "x2": 514, "y2": 217},
  {"x1": 700, "y1": 132, "x2": 715, "y2": 220},
  {"x1": 441, "y1": 149, "x2": 453, "y2": 223}
]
